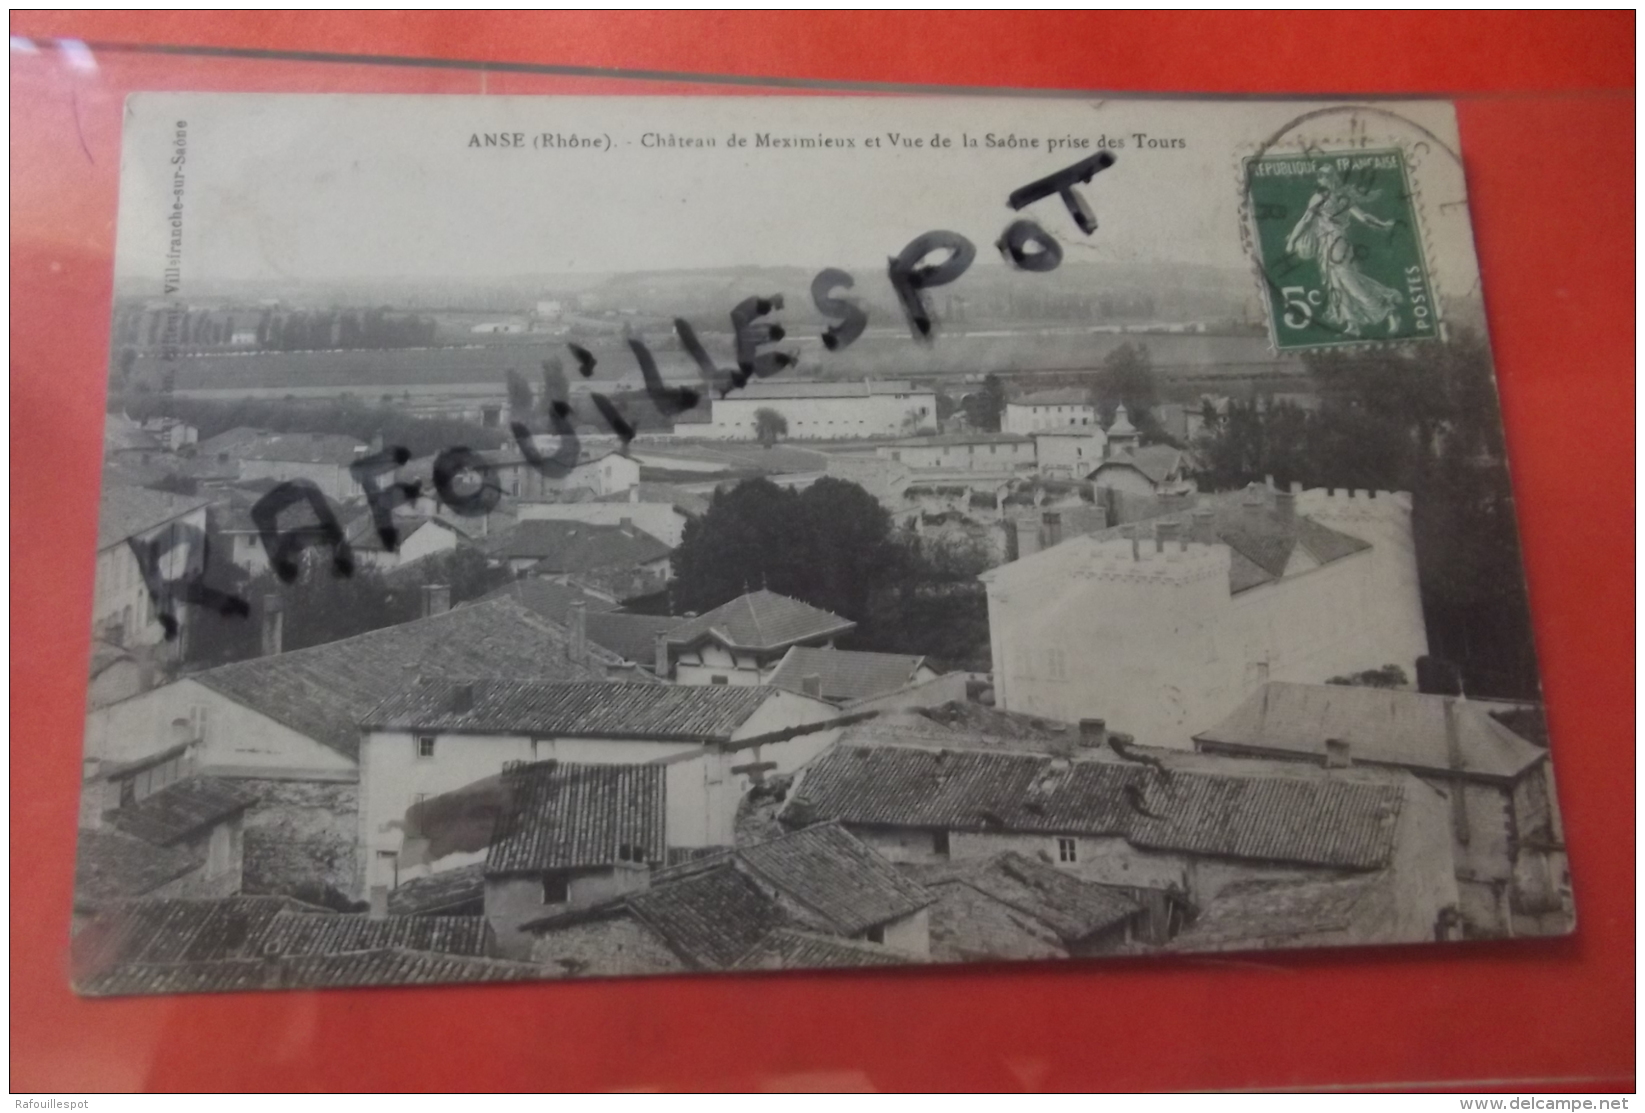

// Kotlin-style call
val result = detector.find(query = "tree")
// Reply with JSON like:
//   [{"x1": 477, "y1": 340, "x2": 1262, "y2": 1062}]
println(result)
[
  {"x1": 961, "y1": 374, "x2": 1007, "y2": 432},
  {"x1": 1091, "y1": 343, "x2": 1159, "y2": 427},
  {"x1": 1327, "y1": 665, "x2": 1410, "y2": 689},
  {"x1": 505, "y1": 369, "x2": 536, "y2": 421},
  {"x1": 754, "y1": 407, "x2": 789, "y2": 449}
]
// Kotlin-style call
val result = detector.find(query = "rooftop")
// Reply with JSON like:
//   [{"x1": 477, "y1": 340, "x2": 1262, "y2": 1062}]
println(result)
[
  {"x1": 904, "y1": 853, "x2": 1139, "y2": 944},
  {"x1": 96, "y1": 485, "x2": 210, "y2": 551},
  {"x1": 1093, "y1": 444, "x2": 1190, "y2": 486},
  {"x1": 733, "y1": 928, "x2": 920, "y2": 970},
  {"x1": 103, "y1": 777, "x2": 256, "y2": 846},
  {"x1": 70, "y1": 895, "x2": 321, "y2": 973},
  {"x1": 785, "y1": 744, "x2": 1408, "y2": 870},
  {"x1": 74, "y1": 832, "x2": 205, "y2": 909},
  {"x1": 483, "y1": 520, "x2": 672, "y2": 571},
  {"x1": 767, "y1": 646, "x2": 930, "y2": 703},
  {"x1": 585, "y1": 611, "x2": 685, "y2": 664},
  {"x1": 879, "y1": 432, "x2": 1034, "y2": 449},
  {"x1": 364, "y1": 677, "x2": 781, "y2": 742},
  {"x1": 982, "y1": 484, "x2": 1372, "y2": 596},
  {"x1": 666, "y1": 589, "x2": 856, "y2": 653},
  {"x1": 194, "y1": 597, "x2": 630, "y2": 761},
  {"x1": 720, "y1": 379, "x2": 927, "y2": 400},
  {"x1": 77, "y1": 947, "x2": 542, "y2": 996},
  {"x1": 258, "y1": 911, "x2": 493, "y2": 958},
  {"x1": 477, "y1": 578, "x2": 620, "y2": 625},
  {"x1": 385, "y1": 864, "x2": 486, "y2": 916},
  {"x1": 594, "y1": 482, "x2": 712, "y2": 517},
  {"x1": 1168, "y1": 873, "x2": 1392, "y2": 950},
  {"x1": 485, "y1": 761, "x2": 666, "y2": 874},
  {"x1": 236, "y1": 432, "x2": 365, "y2": 466},
  {"x1": 1011, "y1": 389, "x2": 1091, "y2": 407},
  {"x1": 1195, "y1": 682, "x2": 1548, "y2": 782}
]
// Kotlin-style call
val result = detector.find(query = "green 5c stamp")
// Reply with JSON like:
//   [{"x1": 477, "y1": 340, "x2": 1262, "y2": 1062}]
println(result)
[{"x1": 1245, "y1": 148, "x2": 1437, "y2": 349}]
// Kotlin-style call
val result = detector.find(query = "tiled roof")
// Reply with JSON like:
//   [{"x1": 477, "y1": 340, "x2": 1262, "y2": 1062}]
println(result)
[
  {"x1": 768, "y1": 647, "x2": 928, "y2": 703},
  {"x1": 77, "y1": 947, "x2": 542, "y2": 996},
  {"x1": 74, "y1": 829, "x2": 205, "y2": 909},
  {"x1": 71, "y1": 895, "x2": 312, "y2": 971},
  {"x1": 1011, "y1": 389, "x2": 1090, "y2": 407},
  {"x1": 983, "y1": 485, "x2": 1371, "y2": 596},
  {"x1": 666, "y1": 590, "x2": 855, "y2": 652},
  {"x1": 386, "y1": 864, "x2": 486, "y2": 916},
  {"x1": 734, "y1": 822, "x2": 933, "y2": 936},
  {"x1": 733, "y1": 928, "x2": 918, "y2": 970},
  {"x1": 194, "y1": 597, "x2": 626, "y2": 761},
  {"x1": 363, "y1": 678, "x2": 778, "y2": 741},
  {"x1": 105, "y1": 415, "x2": 162, "y2": 453},
  {"x1": 724, "y1": 379, "x2": 923, "y2": 400},
  {"x1": 96, "y1": 485, "x2": 210, "y2": 551},
  {"x1": 918, "y1": 875, "x2": 1067, "y2": 962},
  {"x1": 103, "y1": 777, "x2": 256, "y2": 846},
  {"x1": 1169, "y1": 873, "x2": 1391, "y2": 950},
  {"x1": 258, "y1": 911, "x2": 493, "y2": 957},
  {"x1": 786, "y1": 745, "x2": 1406, "y2": 870},
  {"x1": 1095, "y1": 444, "x2": 1188, "y2": 486},
  {"x1": 478, "y1": 578, "x2": 620, "y2": 625},
  {"x1": 483, "y1": 520, "x2": 671, "y2": 571},
  {"x1": 485, "y1": 762, "x2": 666, "y2": 874},
  {"x1": 237, "y1": 432, "x2": 364, "y2": 466},
  {"x1": 585, "y1": 612, "x2": 684, "y2": 664},
  {"x1": 626, "y1": 862, "x2": 796, "y2": 969},
  {"x1": 907, "y1": 853, "x2": 1138, "y2": 943},
  {"x1": 1195, "y1": 682, "x2": 1548, "y2": 781},
  {"x1": 595, "y1": 483, "x2": 712, "y2": 517},
  {"x1": 195, "y1": 426, "x2": 267, "y2": 459}
]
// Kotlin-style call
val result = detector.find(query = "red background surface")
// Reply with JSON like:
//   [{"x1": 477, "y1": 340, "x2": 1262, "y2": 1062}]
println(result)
[{"x1": 8, "y1": 12, "x2": 1634, "y2": 1093}]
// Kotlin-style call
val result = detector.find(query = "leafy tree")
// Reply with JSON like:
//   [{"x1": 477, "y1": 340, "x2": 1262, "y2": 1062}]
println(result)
[
  {"x1": 754, "y1": 407, "x2": 789, "y2": 449},
  {"x1": 935, "y1": 390, "x2": 959, "y2": 425},
  {"x1": 1091, "y1": 343, "x2": 1159, "y2": 427},
  {"x1": 960, "y1": 374, "x2": 1007, "y2": 432}
]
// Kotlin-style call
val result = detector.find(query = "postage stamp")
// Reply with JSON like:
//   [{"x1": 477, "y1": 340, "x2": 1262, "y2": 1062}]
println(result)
[{"x1": 1244, "y1": 147, "x2": 1437, "y2": 350}]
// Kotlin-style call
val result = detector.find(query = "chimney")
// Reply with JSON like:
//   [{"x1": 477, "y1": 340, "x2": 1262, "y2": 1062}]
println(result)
[
  {"x1": 1079, "y1": 718, "x2": 1108, "y2": 748},
  {"x1": 421, "y1": 583, "x2": 451, "y2": 618},
  {"x1": 1274, "y1": 490, "x2": 1296, "y2": 521},
  {"x1": 1242, "y1": 483, "x2": 1264, "y2": 516},
  {"x1": 1040, "y1": 511, "x2": 1062, "y2": 549},
  {"x1": 568, "y1": 601, "x2": 587, "y2": 660},
  {"x1": 1324, "y1": 737, "x2": 1352, "y2": 769},
  {"x1": 1191, "y1": 507, "x2": 1216, "y2": 544},
  {"x1": 260, "y1": 595, "x2": 283, "y2": 657},
  {"x1": 1157, "y1": 520, "x2": 1183, "y2": 551},
  {"x1": 368, "y1": 885, "x2": 389, "y2": 920},
  {"x1": 653, "y1": 632, "x2": 671, "y2": 678},
  {"x1": 801, "y1": 674, "x2": 823, "y2": 699},
  {"x1": 450, "y1": 681, "x2": 475, "y2": 715}
]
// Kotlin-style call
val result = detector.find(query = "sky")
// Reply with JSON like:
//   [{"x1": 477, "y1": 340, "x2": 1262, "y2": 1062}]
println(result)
[{"x1": 114, "y1": 94, "x2": 1479, "y2": 294}]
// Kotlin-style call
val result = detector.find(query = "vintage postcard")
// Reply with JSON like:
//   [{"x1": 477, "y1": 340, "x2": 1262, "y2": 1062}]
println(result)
[{"x1": 74, "y1": 93, "x2": 1570, "y2": 995}]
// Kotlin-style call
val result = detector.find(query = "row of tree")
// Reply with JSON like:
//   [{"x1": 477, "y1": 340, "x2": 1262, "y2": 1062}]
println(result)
[{"x1": 956, "y1": 344, "x2": 1171, "y2": 443}]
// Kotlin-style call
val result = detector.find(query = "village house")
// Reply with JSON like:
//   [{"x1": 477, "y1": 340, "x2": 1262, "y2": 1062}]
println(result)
[
  {"x1": 83, "y1": 595, "x2": 636, "y2": 896},
  {"x1": 660, "y1": 589, "x2": 857, "y2": 686},
  {"x1": 874, "y1": 432, "x2": 1038, "y2": 472},
  {"x1": 356, "y1": 677, "x2": 843, "y2": 891},
  {"x1": 141, "y1": 416, "x2": 200, "y2": 451},
  {"x1": 515, "y1": 481, "x2": 708, "y2": 549},
  {"x1": 779, "y1": 735, "x2": 1460, "y2": 949},
  {"x1": 700, "y1": 378, "x2": 938, "y2": 440},
  {"x1": 1003, "y1": 389, "x2": 1097, "y2": 435},
  {"x1": 980, "y1": 483, "x2": 1429, "y2": 749},
  {"x1": 343, "y1": 510, "x2": 466, "y2": 574},
  {"x1": 1194, "y1": 681, "x2": 1570, "y2": 938},
  {"x1": 1033, "y1": 427, "x2": 1110, "y2": 479},
  {"x1": 1089, "y1": 443, "x2": 1196, "y2": 497},
  {"x1": 483, "y1": 519, "x2": 673, "y2": 595},
  {"x1": 476, "y1": 578, "x2": 682, "y2": 671},
  {"x1": 73, "y1": 774, "x2": 256, "y2": 927},
  {"x1": 767, "y1": 646, "x2": 939, "y2": 705},
  {"x1": 905, "y1": 852, "x2": 1146, "y2": 962},
  {"x1": 93, "y1": 485, "x2": 211, "y2": 657},
  {"x1": 522, "y1": 822, "x2": 935, "y2": 975},
  {"x1": 236, "y1": 432, "x2": 367, "y2": 501}
]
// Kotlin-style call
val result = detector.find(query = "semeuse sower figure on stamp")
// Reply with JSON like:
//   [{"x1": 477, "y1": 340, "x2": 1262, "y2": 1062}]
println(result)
[{"x1": 1285, "y1": 164, "x2": 1404, "y2": 337}]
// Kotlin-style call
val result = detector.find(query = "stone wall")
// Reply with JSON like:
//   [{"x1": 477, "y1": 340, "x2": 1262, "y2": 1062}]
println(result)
[{"x1": 235, "y1": 778, "x2": 359, "y2": 896}]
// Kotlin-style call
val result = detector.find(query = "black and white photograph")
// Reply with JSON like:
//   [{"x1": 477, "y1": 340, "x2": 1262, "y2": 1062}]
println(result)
[{"x1": 73, "y1": 93, "x2": 1572, "y2": 995}]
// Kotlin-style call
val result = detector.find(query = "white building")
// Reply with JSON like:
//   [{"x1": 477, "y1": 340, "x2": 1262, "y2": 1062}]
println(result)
[
  {"x1": 237, "y1": 432, "x2": 367, "y2": 502},
  {"x1": 1034, "y1": 427, "x2": 1109, "y2": 478},
  {"x1": 979, "y1": 484, "x2": 1429, "y2": 749},
  {"x1": 92, "y1": 486, "x2": 211, "y2": 657},
  {"x1": 700, "y1": 379, "x2": 937, "y2": 440},
  {"x1": 1002, "y1": 389, "x2": 1097, "y2": 435},
  {"x1": 357, "y1": 678, "x2": 843, "y2": 888},
  {"x1": 874, "y1": 432, "x2": 1037, "y2": 471}
]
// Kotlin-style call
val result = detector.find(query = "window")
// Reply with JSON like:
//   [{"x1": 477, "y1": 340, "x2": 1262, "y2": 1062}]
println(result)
[
  {"x1": 415, "y1": 736, "x2": 436, "y2": 759},
  {"x1": 933, "y1": 831, "x2": 951, "y2": 858},
  {"x1": 413, "y1": 793, "x2": 428, "y2": 806},
  {"x1": 542, "y1": 875, "x2": 569, "y2": 904},
  {"x1": 864, "y1": 925, "x2": 885, "y2": 944},
  {"x1": 1057, "y1": 837, "x2": 1078, "y2": 863},
  {"x1": 376, "y1": 849, "x2": 399, "y2": 888},
  {"x1": 710, "y1": 675, "x2": 729, "y2": 685}
]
